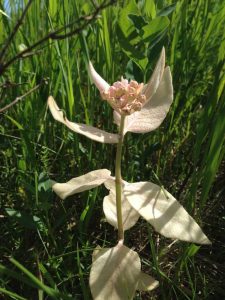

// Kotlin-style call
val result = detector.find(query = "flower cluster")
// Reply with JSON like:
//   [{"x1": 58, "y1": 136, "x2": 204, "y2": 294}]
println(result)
[{"x1": 101, "y1": 78, "x2": 146, "y2": 114}]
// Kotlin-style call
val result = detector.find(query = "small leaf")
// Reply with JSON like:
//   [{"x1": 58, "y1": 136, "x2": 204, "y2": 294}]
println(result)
[
  {"x1": 89, "y1": 244, "x2": 141, "y2": 300},
  {"x1": 103, "y1": 178, "x2": 139, "y2": 230},
  {"x1": 128, "y1": 14, "x2": 147, "y2": 31},
  {"x1": 124, "y1": 181, "x2": 211, "y2": 244},
  {"x1": 52, "y1": 169, "x2": 111, "y2": 200},
  {"x1": 48, "y1": 96, "x2": 119, "y2": 144},
  {"x1": 137, "y1": 272, "x2": 159, "y2": 291},
  {"x1": 103, "y1": 191, "x2": 139, "y2": 230},
  {"x1": 5, "y1": 208, "x2": 42, "y2": 230}
]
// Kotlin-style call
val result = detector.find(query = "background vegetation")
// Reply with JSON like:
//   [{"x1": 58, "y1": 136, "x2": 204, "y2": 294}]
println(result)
[{"x1": 0, "y1": 0, "x2": 224, "y2": 299}]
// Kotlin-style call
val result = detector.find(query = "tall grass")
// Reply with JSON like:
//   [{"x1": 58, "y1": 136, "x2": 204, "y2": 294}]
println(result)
[{"x1": 0, "y1": 0, "x2": 224, "y2": 299}]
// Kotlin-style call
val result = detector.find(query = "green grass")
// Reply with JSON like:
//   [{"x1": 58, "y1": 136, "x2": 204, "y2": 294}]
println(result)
[{"x1": 0, "y1": 0, "x2": 225, "y2": 299}]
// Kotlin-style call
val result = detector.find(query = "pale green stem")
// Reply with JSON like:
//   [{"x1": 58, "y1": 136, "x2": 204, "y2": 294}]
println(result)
[{"x1": 115, "y1": 115, "x2": 126, "y2": 242}]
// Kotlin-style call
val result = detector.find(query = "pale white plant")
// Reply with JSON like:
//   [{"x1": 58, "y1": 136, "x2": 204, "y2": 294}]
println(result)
[{"x1": 48, "y1": 48, "x2": 210, "y2": 299}]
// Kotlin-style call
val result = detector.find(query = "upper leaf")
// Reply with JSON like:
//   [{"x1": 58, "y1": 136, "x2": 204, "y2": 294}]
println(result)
[
  {"x1": 122, "y1": 66, "x2": 173, "y2": 133},
  {"x1": 113, "y1": 47, "x2": 173, "y2": 133},
  {"x1": 142, "y1": 47, "x2": 165, "y2": 102},
  {"x1": 88, "y1": 62, "x2": 110, "y2": 92},
  {"x1": 52, "y1": 169, "x2": 111, "y2": 200},
  {"x1": 124, "y1": 181, "x2": 211, "y2": 244},
  {"x1": 48, "y1": 96, "x2": 119, "y2": 143}
]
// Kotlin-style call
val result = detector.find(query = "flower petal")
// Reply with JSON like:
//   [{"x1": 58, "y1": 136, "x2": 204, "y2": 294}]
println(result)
[
  {"x1": 88, "y1": 61, "x2": 110, "y2": 92},
  {"x1": 142, "y1": 47, "x2": 165, "y2": 102},
  {"x1": 89, "y1": 244, "x2": 141, "y2": 300},
  {"x1": 48, "y1": 96, "x2": 118, "y2": 143},
  {"x1": 123, "y1": 66, "x2": 173, "y2": 133},
  {"x1": 52, "y1": 169, "x2": 111, "y2": 200},
  {"x1": 137, "y1": 272, "x2": 159, "y2": 292},
  {"x1": 124, "y1": 182, "x2": 211, "y2": 244}
]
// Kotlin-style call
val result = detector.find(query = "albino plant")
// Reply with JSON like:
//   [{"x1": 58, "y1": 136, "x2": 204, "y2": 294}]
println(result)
[{"x1": 48, "y1": 48, "x2": 210, "y2": 299}]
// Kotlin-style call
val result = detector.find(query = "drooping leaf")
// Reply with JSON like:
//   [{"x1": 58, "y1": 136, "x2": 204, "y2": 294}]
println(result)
[
  {"x1": 124, "y1": 181, "x2": 211, "y2": 244},
  {"x1": 52, "y1": 169, "x2": 111, "y2": 200},
  {"x1": 48, "y1": 96, "x2": 119, "y2": 143},
  {"x1": 89, "y1": 244, "x2": 141, "y2": 300}
]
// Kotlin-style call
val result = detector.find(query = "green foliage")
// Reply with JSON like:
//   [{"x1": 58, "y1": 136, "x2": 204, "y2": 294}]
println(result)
[{"x1": 0, "y1": 0, "x2": 224, "y2": 299}]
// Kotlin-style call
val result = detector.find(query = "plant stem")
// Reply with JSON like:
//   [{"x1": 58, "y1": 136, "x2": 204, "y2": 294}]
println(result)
[{"x1": 115, "y1": 115, "x2": 126, "y2": 242}]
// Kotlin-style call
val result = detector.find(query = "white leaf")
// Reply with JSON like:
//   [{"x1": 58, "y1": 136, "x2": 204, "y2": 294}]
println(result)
[
  {"x1": 124, "y1": 181, "x2": 211, "y2": 244},
  {"x1": 48, "y1": 96, "x2": 118, "y2": 143},
  {"x1": 52, "y1": 169, "x2": 111, "y2": 200},
  {"x1": 113, "y1": 47, "x2": 167, "y2": 129},
  {"x1": 88, "y1": 61, "x2": 110, "y2": 92},
  {"x1": 124, "y1": 66, "x2": 173, "y2": 133},
  {"x1": 137, "y1": 272, "x2": 159, "y2": 292},
  {"x1": 104, "y1": 176, "x2": 117, "y2": 191},
  {"x1": 142, "y1": 47, "x2": 165, "y2": 102},
  {"x1": 89, "y1": 244, "x2": 141, "y2": 300},
  {"x1": 103, "y1": 190, "x2": 139, "y2": 230},
  {"x1": 92, "y1": 246, "x2": 109, "y2": 263}
]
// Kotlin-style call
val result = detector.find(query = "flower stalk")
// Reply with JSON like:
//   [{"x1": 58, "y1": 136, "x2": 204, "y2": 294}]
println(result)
[{"x1": 115, "y1": 115, "x2": 126, "y2": 241}]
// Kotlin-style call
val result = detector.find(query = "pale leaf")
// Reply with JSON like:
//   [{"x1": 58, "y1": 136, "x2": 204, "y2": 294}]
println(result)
[
  {"x1": 48, "y1": 96, "x2": 118, "y2": 143},
  {"x1": 92, "y1": 246, "x2": 109, "y2": 263},
  {"x1": 142, "y1": 47, "x2": 165, "y2": 102},
  {"x1": 137, "y1": 272, "x2": 159, "y2": 292},
  {"x1": 88, "y1": 61, "x2": 110, "y2": 92},
  {"x1": 53, "y1": 169, "x2": 111, "y2": 200},
  {"x1": 113, "y1": 47, "x2": 167, "y2": 128},
  {"x1": 89, "y1": 244, "x2": 141, "y2": 300},
  {"x1": 103, "y1": 191, "x2": 139, "y2": 230},
  {"x1": 124, "y1": 66, "x2": 173, "y2": 133},
  {"x1": 124, "y1": 181, "x2": 211, "y2": 244}
]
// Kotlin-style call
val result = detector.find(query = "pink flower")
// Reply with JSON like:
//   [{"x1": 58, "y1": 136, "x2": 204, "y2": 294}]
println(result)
[{"x1": 89, "y1": 47, "x2": 174, "y2": 134}]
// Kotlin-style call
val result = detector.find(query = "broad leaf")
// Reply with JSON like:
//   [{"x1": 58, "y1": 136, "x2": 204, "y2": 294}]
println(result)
[
  {"x1": 123, "y1": 66, "x2": 173, "y2": 133},
  {"x1": 113, "y1": 47, "x2": 168, "y2": 131},
  {"x1": 52, "y1": 169, "x2": 111, "y2": 200},
  {"x1": 140, "y1": 17, "x2": 170, "y2": 43},
  {"x1": 124, "y1": 181, "x2": 211, "y2": 244},
  {"x1": 48, "y1": 96, "x2": 119, "y2": 143},
  {"x1": 89, "y1": 244, "x2": 141, "y2": 300}
]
